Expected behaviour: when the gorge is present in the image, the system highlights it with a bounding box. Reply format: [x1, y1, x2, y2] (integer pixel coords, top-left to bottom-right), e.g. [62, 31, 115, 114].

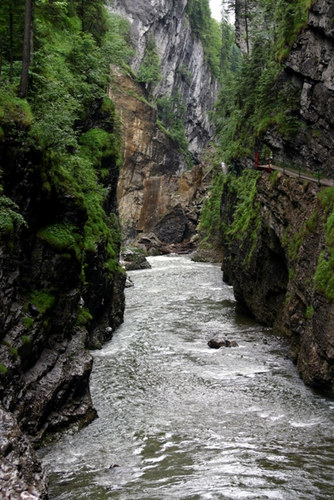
[0, 0, 334, 498]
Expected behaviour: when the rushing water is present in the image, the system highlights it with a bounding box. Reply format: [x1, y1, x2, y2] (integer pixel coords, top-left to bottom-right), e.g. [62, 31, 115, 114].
[40, 255, 334, 499]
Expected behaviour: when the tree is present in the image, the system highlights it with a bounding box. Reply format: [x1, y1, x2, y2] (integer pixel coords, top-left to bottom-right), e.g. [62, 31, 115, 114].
[137, 35, 161, 88]
[0, 0, 25, 82]
[19, 0, 33, 97]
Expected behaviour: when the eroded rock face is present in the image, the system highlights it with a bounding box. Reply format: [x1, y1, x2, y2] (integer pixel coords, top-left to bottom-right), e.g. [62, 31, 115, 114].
[0, 102, 125, 492]
[0, 405, 48, 499]
[110, 67, 205, 249]
[221, 172, 334, 395]
[107, 0, 219, 157]
[264, 0, 334, 177]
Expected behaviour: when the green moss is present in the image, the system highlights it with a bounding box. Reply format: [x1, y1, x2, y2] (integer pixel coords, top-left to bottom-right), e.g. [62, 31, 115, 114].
[22, 317, 34, 329]
[79, 128, 121, 169]
[305, 306, 314, 320]
[21, 335, 32, 345]
[136, 35, 161, 86]
[2, 342, 18, 359]
[287, 229, 305, 262]
[29, 290, 55, 314]
[0, 195, 27, 236]
[305, 210, 319, 234]
[200, 170, 261, 263]
[228, 171, 261, 240]
[38, 223, 82, 259]
[0, 364, 7, 374]
[314, 250, 334, 301]
[313, 187, 334, 300]
[76, 308, 93, 326]
[0, 89, 33, 129]
[199, 171, 228, 245]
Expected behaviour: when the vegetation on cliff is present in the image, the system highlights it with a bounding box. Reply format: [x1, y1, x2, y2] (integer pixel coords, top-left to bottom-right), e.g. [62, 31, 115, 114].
[213, 0, 315, 164]
[0, 0, 123, 282]
[0, 0, 126, 423]
[186, 0, 223, 78]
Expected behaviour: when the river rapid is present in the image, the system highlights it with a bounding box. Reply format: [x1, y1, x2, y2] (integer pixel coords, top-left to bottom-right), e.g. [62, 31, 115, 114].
[40, 255, 334, 499]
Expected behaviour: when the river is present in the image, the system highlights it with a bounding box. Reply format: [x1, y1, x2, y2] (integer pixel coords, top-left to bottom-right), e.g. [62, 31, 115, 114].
[39, 255, 334, 499]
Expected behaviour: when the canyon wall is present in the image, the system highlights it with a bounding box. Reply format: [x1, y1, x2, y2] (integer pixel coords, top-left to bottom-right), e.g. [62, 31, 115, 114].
[235, 0, 334, 177]
[107, 0, 219, 157]
[0, 101, 125, 495]
[220, 171, 334, 395]
[265, 0, 334, 177]
[110, 66, 205, 249]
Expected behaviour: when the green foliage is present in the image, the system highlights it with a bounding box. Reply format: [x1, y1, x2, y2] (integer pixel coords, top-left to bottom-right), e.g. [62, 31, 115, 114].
[76, 307, 92, 326]
[137, 35, 161, 87]
[156, 92, 192, 165]
[227, 170, 261, 261]
[313, 187, 334, 300]
[38, 223, 82, 259]
[79, 127, 121, 170]
[0, 363, 7, 374]
[22, 318, 34, 329]
[200, 169, 261, 259]
[29, 289, 55, 314]
[305, 209, 319, 234]
[0, 195, 27, 235]
[105, 13, 134, 67]
[186, 0, 222, 78]
[305, 306, 314, 320]
[0, 89, 32, 130]
[214, 0, 314, 165]
[2, 341, 18, 359]
[0, 1, 124, 289]
[199, 171, 228, 245]
[275, 0, 315, 61]
[314, 250, 334, 301]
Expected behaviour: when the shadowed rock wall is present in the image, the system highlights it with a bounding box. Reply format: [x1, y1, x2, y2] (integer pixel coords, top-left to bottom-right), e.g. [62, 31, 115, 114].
[221, 172, 334, 395]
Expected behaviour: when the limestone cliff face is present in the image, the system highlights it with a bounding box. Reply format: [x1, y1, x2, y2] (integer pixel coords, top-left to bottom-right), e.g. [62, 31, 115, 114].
[107, 0, 219, 157]
[221, 172, 334, 395]
[110, 66, 204, 248]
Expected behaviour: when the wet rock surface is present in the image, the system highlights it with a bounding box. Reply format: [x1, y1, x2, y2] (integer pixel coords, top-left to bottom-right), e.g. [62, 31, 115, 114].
[208, 337, 239, 349]
[121, 248, 152, 271]
[0, 405, 48, 499]
[221, 173, 334, 395]
[0, 102, 125, 493]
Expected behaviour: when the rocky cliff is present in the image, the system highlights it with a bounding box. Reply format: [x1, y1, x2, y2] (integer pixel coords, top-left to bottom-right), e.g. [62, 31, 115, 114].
[107, 0, 219, 157]
[263, 0, 334, 177]
[0, 99, 125, 496]
[220, 170, 334, 395]
[110, 66, 205, 250]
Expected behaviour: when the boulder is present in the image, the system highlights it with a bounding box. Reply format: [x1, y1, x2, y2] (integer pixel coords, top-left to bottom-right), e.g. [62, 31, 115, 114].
[208, 337, 239, 349]
[121, 248, 151, 271]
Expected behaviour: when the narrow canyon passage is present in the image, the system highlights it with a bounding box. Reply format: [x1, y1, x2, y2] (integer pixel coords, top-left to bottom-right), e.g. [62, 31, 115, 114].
[40, 256, 334, 499]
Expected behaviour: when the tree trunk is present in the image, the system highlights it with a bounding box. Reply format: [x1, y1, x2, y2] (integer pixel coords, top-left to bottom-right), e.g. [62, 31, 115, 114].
[9, 4, 13, 83]
[244, 0, 250, 55]
[0, 37, 3, 80]
[19, 0, 33, 98]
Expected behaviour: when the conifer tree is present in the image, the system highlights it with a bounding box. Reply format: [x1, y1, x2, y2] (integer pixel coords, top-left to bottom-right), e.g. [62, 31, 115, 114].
[19, 0, 33, 97]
